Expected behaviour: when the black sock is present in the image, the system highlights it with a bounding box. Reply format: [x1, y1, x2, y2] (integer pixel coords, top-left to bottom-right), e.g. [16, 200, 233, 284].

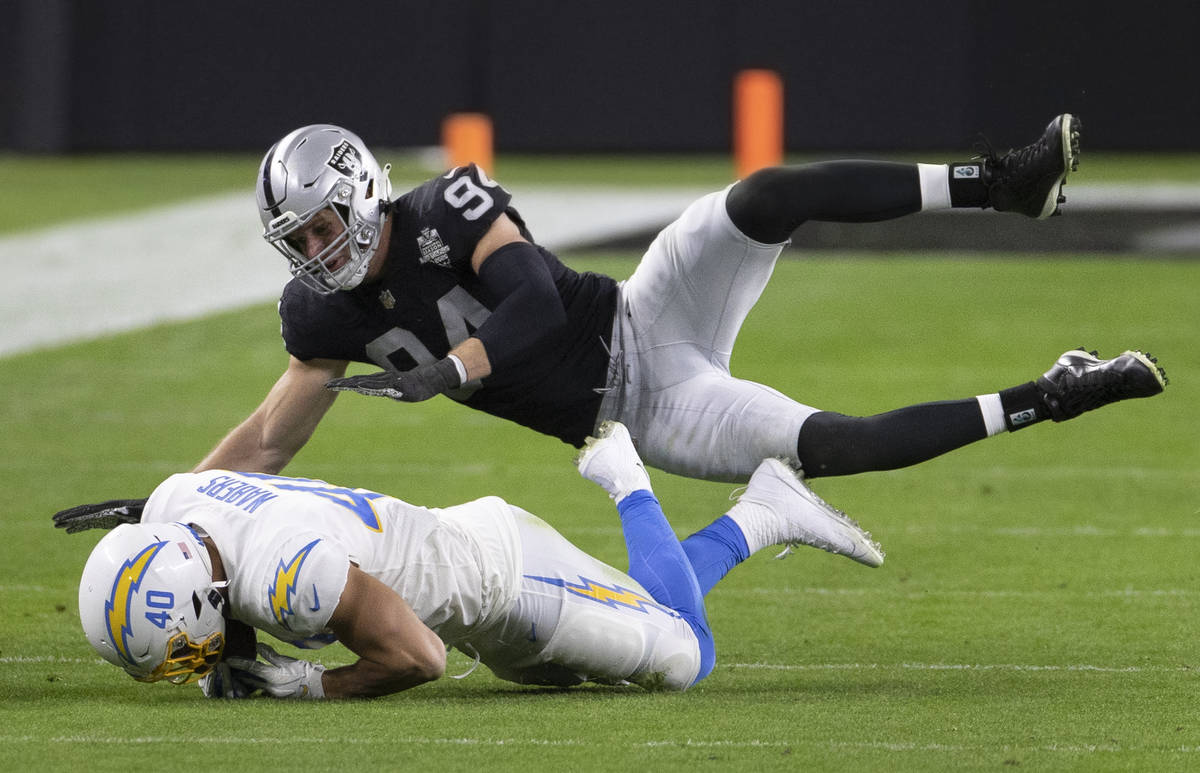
[997, 382, 1049, 431]
[726, 161, 923, 243]
[948, 163, 990, 208]
[796, 400, 989, 478]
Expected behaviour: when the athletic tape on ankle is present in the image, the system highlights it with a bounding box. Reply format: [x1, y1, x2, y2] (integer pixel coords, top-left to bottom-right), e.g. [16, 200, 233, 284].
[976, 393, 1007, 437]
[918, 164, 952, 211]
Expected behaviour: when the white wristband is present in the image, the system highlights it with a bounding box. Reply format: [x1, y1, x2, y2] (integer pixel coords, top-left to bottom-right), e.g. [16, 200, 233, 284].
[446, 354, 468, 386]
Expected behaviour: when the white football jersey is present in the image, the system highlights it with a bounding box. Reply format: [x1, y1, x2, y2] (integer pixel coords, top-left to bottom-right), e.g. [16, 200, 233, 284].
[141, 470, 521, 648]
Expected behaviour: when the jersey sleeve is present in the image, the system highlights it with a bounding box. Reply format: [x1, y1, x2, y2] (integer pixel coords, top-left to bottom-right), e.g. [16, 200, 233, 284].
[248, 531, 350, 644]
[417, 164, 513, 269]
[278, 284, 340, 361]
[277, 281, 367, 362]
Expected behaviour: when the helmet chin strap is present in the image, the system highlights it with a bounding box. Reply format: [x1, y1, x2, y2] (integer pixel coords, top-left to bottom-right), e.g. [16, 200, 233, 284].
[187, 522, 230, 587]
[379, 163, 393, 201]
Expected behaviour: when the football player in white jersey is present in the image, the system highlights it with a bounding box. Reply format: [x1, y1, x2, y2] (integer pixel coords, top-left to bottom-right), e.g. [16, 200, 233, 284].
[69, 422, 883, 699]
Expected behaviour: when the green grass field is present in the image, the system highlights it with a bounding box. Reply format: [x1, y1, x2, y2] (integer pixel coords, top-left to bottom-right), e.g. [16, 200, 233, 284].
[1, 154, 1198, 771]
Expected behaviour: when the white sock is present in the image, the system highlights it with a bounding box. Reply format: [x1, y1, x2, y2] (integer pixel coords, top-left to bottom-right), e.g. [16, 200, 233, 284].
[917, 163, 952, 211]
[724, 500, 776, 555]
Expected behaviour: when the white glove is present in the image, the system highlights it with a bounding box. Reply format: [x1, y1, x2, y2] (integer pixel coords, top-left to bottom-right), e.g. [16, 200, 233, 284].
[225, 643, 326, 700]
[198, 661, 254, 699]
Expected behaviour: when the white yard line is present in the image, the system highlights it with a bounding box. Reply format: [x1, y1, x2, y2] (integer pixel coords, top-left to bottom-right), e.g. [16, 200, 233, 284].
[2, 732, 1196, 757]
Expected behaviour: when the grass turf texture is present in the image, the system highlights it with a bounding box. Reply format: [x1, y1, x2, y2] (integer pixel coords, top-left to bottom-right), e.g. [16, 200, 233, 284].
[1, 252, 1197, 771]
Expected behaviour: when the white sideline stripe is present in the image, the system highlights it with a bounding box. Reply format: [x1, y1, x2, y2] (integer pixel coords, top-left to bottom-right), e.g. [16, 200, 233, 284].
[1069, 183, 1200, 210]
[0, 194, 287, 358]
[0, 186, 708, 358]
[0, 656, 104, 664]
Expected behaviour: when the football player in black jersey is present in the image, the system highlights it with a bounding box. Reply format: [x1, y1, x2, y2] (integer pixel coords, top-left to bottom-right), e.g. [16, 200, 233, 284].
[196, 120, 1165, 514]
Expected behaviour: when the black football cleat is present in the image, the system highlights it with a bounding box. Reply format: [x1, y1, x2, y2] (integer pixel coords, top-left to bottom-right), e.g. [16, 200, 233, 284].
[982, 113, 1081, 219]
[1037, 348, 1168, 422]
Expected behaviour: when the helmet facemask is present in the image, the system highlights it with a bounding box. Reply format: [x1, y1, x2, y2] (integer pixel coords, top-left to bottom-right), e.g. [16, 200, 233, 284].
[139, 626, 225, 684]
[264, 181, 384, 294]
[257, 125, 392, 295]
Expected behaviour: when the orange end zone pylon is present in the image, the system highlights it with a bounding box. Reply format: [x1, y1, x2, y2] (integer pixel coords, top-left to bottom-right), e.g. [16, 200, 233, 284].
[733, 69, 783, 179]
[442, 113, 494, 174]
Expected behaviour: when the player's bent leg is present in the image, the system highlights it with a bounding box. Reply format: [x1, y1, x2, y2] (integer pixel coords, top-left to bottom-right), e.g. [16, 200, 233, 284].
[622, 186, 786, 366]
[537, 601, 705, 691]
[577, 422, 702, 609]
[629, 371, 818, 482]
[470, 507, 707, 690]
[680, 515, 751, 597]
[794, 347, 1169, 478]
[726, 161, 923, 243]
[796, 400, 990, 478]
[726, 114, 1083, 243]
[576, 422, 716, 684]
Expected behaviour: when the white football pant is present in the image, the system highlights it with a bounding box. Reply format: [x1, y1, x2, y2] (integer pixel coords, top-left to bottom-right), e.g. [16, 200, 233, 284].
[597, 186, 819, 482]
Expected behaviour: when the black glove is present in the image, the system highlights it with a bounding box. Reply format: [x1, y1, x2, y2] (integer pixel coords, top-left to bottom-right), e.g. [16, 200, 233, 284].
[325, 357, 461, 403]
[52, 498, 147, 533]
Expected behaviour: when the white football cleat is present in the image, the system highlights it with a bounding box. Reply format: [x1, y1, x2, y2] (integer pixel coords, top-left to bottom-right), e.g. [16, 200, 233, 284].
[575, 421, 653, 502]
[732, 458, 884, 568]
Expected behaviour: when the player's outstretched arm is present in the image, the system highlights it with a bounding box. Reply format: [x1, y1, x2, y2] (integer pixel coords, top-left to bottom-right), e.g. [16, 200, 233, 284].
[321, 565, 446, 698]
[223, 566, 445, 700]
[468, 215, 568, 371]
[195, 356, 347, 474]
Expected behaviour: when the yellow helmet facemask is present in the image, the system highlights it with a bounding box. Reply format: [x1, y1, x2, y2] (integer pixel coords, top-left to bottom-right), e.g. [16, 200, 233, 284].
[137, 630, 226, 684]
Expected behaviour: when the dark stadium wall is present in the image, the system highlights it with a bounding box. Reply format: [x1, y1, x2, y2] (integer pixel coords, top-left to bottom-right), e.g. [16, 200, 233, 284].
[2, 0, 1196, 152]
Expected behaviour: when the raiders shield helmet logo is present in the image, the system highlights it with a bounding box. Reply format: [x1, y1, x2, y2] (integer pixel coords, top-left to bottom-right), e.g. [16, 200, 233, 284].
[326, 140, 363, 178]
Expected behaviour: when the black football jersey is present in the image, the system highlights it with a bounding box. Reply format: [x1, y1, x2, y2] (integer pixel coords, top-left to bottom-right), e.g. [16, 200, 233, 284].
[279, 164, 618, 446]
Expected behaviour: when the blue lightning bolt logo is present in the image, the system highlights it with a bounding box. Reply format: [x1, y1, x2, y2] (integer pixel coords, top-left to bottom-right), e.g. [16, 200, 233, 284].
[268, 539, 320, 630]
[524, 574, 680, 618]
[105, 541, 167, 665]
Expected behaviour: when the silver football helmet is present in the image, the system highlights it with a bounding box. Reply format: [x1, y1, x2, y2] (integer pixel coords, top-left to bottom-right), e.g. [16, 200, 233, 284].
[256, 124, 393, 294]
[79, 522, 226, 684]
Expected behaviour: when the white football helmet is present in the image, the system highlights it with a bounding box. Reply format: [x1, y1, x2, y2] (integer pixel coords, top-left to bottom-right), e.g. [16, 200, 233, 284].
[256, 124, 393, 294]
[79, 522, 226, 684]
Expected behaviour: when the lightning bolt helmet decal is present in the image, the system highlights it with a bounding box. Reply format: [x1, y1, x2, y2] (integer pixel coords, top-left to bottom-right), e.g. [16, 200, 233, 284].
[105, 541, 167, 665]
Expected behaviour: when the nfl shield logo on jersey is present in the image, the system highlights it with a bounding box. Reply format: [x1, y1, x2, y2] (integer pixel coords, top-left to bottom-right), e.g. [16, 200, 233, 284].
[417, 227, 451, 267]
